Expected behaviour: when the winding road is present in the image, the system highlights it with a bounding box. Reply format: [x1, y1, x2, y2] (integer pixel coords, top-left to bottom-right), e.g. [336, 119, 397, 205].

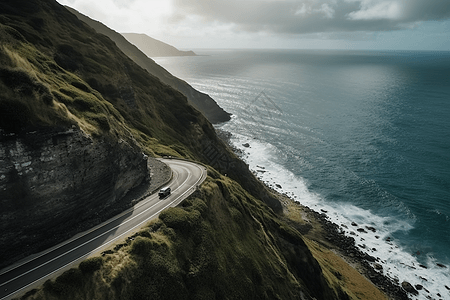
[0, 159, 207, 300]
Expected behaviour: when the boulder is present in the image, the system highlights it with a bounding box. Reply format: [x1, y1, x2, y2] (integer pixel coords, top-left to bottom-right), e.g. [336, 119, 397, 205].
[374, 263, 383, 271]
[401, 281, 418, 295]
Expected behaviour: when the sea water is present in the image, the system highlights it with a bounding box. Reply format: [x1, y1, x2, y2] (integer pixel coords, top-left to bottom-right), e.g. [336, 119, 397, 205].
[155, 49, 450, 299]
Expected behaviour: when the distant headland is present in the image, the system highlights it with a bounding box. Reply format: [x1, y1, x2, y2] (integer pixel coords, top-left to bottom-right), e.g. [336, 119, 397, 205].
[122, 33, 196, 57]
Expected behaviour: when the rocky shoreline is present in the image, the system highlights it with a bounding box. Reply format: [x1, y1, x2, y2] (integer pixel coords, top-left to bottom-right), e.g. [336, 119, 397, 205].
[216, 128, 411, 300]
[284, 197, 410, 300]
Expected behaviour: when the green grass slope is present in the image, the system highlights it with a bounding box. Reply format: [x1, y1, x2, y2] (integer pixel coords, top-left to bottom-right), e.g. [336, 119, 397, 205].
[66, 6, 231, 124]
[0, 0, 207, 155]
[20, 172, 346, 300]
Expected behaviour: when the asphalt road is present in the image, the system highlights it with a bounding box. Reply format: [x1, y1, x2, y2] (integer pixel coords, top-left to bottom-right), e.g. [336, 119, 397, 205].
[0, 159, 207, 300]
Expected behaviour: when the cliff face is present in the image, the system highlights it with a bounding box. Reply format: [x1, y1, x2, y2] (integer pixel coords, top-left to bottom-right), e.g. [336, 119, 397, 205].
[0, 127, 148, 265]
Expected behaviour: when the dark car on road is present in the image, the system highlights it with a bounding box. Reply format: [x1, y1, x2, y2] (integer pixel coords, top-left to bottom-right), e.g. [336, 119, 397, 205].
[158, 187, 171, 198]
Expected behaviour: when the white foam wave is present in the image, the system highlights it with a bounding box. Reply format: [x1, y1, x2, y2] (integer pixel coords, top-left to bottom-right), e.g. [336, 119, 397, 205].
[223, 128, 450, 300]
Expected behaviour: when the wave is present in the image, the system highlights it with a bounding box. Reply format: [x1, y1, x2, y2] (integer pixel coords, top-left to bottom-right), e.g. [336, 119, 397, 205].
[222, 126, 450, 300]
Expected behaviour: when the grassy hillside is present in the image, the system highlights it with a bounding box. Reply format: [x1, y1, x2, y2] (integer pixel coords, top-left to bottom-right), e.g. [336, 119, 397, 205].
[0, 1, 395, 299]
[0, 0, 282, 212]
[19, 172, 341, 300]
[0, 0, 211, 156]
[18, 171, 393, 300]
[67, 7, 231, 124]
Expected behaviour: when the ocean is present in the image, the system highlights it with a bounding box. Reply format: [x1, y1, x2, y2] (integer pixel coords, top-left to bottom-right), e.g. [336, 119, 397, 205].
[155, 49, 450, 299]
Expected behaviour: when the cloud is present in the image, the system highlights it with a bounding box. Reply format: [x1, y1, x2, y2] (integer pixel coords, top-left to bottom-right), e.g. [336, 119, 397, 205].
[170, 0, 450, 35]
[57, 0, 173, 34]
[346, 1, 402, 20]
[57, 0, 450, 49]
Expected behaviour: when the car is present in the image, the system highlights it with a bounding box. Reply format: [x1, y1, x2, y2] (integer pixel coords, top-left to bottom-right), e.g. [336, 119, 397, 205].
[158, 187, 171, 198]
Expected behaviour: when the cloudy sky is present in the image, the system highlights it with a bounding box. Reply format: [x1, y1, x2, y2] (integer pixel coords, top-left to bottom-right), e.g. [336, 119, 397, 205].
[57, 0, 450, 50]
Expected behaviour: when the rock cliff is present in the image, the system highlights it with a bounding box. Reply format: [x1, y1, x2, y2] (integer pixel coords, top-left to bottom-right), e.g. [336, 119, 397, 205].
[0, 127, 148, 266]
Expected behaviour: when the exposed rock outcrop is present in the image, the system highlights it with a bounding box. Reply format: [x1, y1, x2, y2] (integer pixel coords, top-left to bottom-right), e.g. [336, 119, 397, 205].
[0, 127, 148, 267]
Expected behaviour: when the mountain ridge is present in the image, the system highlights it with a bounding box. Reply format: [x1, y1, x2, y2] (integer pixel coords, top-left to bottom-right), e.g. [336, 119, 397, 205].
[66, 6, 231, 124]
[122, 32, 196, 57]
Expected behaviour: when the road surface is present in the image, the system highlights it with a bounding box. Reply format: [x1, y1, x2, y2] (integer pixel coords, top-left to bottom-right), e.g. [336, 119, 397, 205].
[0, 159, 207, 299]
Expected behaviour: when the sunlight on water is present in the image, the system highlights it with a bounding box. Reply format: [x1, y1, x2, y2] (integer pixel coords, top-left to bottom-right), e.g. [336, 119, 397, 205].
[156, 49, 450, 299]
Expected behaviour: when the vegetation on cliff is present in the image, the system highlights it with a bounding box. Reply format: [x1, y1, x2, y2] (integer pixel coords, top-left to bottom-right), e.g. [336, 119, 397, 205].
[67, 6, 231, 124]
[1, 0, 392, 299]
[20, 173, 343, 300]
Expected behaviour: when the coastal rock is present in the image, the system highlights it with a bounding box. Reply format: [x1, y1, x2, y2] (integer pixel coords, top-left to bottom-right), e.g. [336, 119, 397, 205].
[374, 263, 383, 270]
[0, 127, 148, 267]
[351, 222, 358, 226]
[242, 143, 250, 148]
[295, 204, 409, 300]
[401, 281, 419, 295]
[366, 226, 376, 232]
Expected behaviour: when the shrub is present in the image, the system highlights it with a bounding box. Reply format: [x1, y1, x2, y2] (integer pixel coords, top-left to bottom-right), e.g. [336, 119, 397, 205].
[159, 207, 202, 232]
[71, 81, 90, 92]
[91, 115, 110, 131]
[59, 87, 78, 99]
[41, 92, 53, 105]
[0, 67, 34, 95]
[79, 256, 103, 274]
[44, 268, 83, 297]
[130, 236, 153, 256]
[54, 44, 83, 71]
[3, 25, 27, 42]
[130, 236, 169, 256]
[52, 90, 72, 104]
[73, 97, 93, 111]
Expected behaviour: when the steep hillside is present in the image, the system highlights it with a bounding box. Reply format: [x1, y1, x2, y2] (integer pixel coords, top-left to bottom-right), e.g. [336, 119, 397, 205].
[18, 173, 349, 300]
[0, 1, 393, 300]
[66, 7, 231, 124]
[0, 0, 277, 269]
[122, 32, 196, 57]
